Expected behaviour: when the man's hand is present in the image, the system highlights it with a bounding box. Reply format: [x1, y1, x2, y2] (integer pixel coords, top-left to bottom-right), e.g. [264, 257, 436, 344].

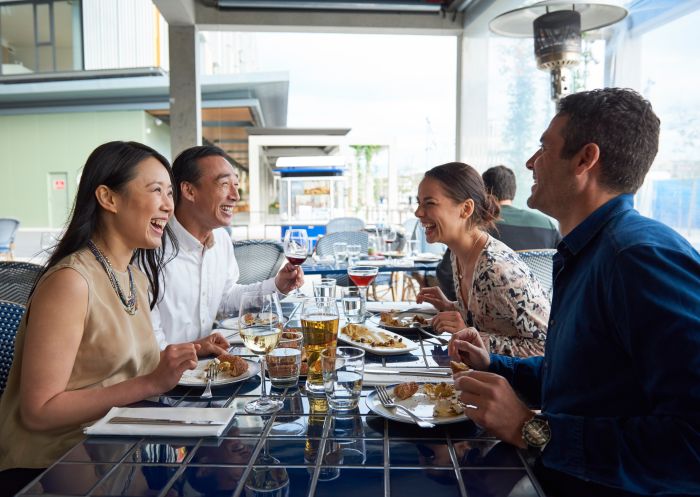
[432, 311, 467, 335]
[194, 332, 230, 357]
[454, 370, 533, 448]
[275, 262, 304, 294]
[448, 327, 490, 370]
[416, 286, 454, 312]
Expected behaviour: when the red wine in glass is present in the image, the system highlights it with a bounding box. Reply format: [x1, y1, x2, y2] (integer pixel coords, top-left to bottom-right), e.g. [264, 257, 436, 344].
[349, 273, 376, 287]
[286, 254, 307, 266]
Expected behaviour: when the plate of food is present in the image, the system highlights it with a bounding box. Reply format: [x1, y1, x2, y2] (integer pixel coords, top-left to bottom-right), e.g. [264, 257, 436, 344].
[366, 380, 469, 425]
[179, 354, 259, 387]
[219, 312, 282, 331]
[369, 310, 435, 333]
[339, 322, 418, 355]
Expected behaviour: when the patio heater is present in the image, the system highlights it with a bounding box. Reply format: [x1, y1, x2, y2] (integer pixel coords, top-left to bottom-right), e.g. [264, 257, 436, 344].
[489, 1, 628, 101]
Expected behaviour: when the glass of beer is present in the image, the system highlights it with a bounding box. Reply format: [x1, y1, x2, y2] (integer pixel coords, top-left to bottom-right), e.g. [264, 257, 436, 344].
[300, 297, 339, 394]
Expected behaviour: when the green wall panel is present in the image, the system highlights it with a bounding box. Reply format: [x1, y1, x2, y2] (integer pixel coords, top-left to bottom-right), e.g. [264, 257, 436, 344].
[0, 111, 172, 229]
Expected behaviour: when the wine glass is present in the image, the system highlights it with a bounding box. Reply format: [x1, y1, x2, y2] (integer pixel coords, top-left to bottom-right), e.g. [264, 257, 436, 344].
[382, 226, 397, 254]
[239, 291, 284, 414]
[244, 443, 290, 497]
[347, 265, 379, 302]
[283, 229, 309, 296]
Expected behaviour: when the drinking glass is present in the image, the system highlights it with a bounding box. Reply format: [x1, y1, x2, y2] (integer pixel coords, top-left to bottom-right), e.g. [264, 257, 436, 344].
[382, 226, 397, 253]
[346, 244, 361, 265]
[266, 331, 303, 389]
[300, 297, 339, 394]
[341, 286, 365, 324]
[244, 444, 290, 497]
[313, 278, 336, 300]
[347, 265, 379, 301]
[332, 242, 347, 265]
[239, 291, 284, 414]
[283, 229, 309, 296]
[322, 346, 365, 410]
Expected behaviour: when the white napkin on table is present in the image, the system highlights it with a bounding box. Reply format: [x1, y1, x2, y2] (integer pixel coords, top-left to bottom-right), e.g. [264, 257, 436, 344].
[365, 301, 436, 313]
[84, 407, 235, 437]
[363, 368, 453, 387]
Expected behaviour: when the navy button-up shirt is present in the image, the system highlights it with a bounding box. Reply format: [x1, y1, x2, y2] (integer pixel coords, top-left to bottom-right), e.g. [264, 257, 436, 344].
[490, 194, 700, 495]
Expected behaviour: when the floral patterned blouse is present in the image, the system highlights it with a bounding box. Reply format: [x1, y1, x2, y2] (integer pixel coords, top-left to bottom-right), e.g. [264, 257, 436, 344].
[450, 236, 550, 357]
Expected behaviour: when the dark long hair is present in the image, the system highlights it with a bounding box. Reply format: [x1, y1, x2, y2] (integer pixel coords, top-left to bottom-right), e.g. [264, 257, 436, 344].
[37, 141, 179, 309]
[424, 162, 500, 232]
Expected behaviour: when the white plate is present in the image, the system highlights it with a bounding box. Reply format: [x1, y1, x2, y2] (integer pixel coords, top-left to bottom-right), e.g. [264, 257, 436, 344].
[219, 318, 240, 330]
[338, 322, 418, 355]
[366, 385, 469, 425]
[368, 311, 435, 334]
[178, 358, 259, 387]
[413, 253, 442, 262]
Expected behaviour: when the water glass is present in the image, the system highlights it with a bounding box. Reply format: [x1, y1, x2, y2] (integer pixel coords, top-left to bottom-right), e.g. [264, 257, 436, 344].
[333, 242, 348, 264]
[266, 331, 303, 388]
[408, 239, 419, 256]
[313, 278, 336, 300]
[347, 244, 361, 264]
[341, 286, 365, 324]
[321, 346, 365, 410]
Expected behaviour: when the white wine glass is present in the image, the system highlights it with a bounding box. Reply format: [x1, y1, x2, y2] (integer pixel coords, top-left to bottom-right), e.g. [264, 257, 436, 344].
[239, 291, 284, 414]
[283, 229, 309, 296]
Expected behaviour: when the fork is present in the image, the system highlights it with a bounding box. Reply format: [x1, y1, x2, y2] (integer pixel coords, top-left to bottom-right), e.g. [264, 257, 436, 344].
[201, 363, 217, 399]
[375, 386, 435, 428]
[411, 323, 449, 346]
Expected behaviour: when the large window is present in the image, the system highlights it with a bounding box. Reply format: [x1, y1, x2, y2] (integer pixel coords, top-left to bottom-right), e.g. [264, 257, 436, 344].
[0, 0, 82, 75]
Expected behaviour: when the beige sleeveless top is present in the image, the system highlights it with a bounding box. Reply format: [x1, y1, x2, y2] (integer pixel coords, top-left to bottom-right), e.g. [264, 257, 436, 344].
[0, 248, 160, 470]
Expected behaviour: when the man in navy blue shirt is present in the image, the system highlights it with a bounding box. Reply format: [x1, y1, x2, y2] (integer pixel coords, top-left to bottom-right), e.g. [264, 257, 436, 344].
[449, 88, 700, 497]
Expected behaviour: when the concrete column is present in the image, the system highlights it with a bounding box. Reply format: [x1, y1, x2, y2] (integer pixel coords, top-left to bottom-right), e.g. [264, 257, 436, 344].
[168, 25, 201, 159]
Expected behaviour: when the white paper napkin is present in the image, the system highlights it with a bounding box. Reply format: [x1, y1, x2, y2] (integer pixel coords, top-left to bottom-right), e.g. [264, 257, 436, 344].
[363, 369, 453, 386]
[365, 301, 436, 313]
[84, 407, 235, 437]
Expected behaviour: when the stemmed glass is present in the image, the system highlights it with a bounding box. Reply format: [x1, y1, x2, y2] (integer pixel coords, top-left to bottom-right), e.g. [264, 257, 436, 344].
[382, 226, 397, 253]
[283, 229, 309, 296]
[245, 442, 290, 497]
[239, 291, 284, 414]
[347, 265, 379, 302]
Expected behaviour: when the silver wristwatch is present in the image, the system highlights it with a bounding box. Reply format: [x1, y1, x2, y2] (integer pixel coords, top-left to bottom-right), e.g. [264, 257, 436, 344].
[521, 414, 551, 451]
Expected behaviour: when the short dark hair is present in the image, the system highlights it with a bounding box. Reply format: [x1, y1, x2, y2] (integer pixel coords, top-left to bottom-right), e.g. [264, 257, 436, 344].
[557, 88, 660, 193]
[482, 165, 516, 201]
[171, 145, 230, 206]
[424, 162, 500, 232]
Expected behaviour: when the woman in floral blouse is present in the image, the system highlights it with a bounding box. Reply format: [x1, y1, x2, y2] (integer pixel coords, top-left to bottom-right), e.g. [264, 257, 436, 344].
[415, 162, 549, 357]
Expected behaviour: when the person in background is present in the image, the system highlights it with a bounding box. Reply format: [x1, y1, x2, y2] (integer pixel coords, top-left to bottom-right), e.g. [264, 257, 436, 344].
[437, 164, 561, 300]
[450, 88, 700, 497]
[0, 141, 199, 494]
[151, 145, 304, 357]
[415, 162, 549, 357]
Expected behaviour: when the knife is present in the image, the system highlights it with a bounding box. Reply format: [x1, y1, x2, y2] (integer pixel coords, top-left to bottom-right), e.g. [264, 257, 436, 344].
[364, 369, 452, 378]
[108, 416, 227, 426]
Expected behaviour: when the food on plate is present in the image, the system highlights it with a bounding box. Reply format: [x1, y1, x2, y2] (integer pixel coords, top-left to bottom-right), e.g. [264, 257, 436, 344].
[423, 382, 455, 399]
[450, 361, 470, 374]
[422, 382, 464, 417]
[240, 312, 278, 326]
[216, 353, 249, 377]
[379, 311, 431, 328]
[379, 311, 403, 327]
[394, 381, 419, 400]
[433, 398, 465, 417]
[343, 324, 406, 348]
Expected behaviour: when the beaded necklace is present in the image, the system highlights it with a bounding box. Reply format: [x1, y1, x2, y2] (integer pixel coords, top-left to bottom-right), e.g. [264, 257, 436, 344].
[87, 240, 137, 315]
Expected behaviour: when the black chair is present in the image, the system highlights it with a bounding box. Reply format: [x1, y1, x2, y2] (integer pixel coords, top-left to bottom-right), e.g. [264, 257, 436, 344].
[516, 249, 557, 297]
[0, 261, 43, 306]
[233, 240, 286, 285]
[0, 300, 26, 395]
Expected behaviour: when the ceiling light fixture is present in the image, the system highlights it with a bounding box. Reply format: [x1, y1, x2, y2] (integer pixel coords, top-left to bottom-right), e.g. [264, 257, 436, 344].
[489, 1, 628, 101]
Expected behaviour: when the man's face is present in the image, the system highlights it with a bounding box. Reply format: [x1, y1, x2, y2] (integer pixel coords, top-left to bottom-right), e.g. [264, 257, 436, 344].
[525, 114, 577, 219]
[185, 155, 240, 231]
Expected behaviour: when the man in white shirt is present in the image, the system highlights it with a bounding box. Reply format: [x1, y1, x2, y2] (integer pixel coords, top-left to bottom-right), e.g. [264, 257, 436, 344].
[151, 145, 303, 357]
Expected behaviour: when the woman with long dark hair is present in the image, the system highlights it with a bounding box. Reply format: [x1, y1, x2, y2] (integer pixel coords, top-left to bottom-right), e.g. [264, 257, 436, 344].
[0, 141, 199, 492]
[415, 162, 549, 357]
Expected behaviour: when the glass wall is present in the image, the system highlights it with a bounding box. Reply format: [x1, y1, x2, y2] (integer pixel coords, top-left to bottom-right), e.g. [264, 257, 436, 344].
[0, 0, 82, 75]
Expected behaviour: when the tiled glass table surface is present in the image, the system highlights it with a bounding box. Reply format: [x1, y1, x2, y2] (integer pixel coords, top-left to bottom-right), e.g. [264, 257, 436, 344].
[300, 260, 439, 276]
[17, 329, 545, 497]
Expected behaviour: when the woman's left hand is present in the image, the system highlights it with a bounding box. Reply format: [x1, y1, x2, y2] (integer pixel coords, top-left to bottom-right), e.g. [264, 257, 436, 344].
[431, 311, 467, 335]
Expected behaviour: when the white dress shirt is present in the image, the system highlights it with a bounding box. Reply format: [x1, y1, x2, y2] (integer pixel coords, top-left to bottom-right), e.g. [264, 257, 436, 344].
[151, 216, 280, 349]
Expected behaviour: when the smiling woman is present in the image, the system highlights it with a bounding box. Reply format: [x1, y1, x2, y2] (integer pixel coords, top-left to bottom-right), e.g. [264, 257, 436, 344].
[0, 142, 200, 493]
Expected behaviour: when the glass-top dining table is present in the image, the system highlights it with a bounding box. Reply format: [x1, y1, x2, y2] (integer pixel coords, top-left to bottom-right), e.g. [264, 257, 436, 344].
[15, 302, 546, 497]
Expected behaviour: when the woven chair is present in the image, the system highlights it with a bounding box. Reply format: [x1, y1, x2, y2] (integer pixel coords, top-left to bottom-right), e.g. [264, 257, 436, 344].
[233, 240, 286, 285]
[516, 249, 557, 297]
[1, 300, 26, 395]
[0, 261, 43, 306]
[0, 218, 20, 261]
[326, 217, 365, 234]
[315, 231, 369, 287]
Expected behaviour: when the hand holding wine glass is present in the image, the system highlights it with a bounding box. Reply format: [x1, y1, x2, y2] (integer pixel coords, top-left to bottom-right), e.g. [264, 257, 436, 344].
[239, 291, 284, 414]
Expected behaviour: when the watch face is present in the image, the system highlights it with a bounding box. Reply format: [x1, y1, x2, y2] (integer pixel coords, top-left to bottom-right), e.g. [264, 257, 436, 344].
[523, 417, 551, 449]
